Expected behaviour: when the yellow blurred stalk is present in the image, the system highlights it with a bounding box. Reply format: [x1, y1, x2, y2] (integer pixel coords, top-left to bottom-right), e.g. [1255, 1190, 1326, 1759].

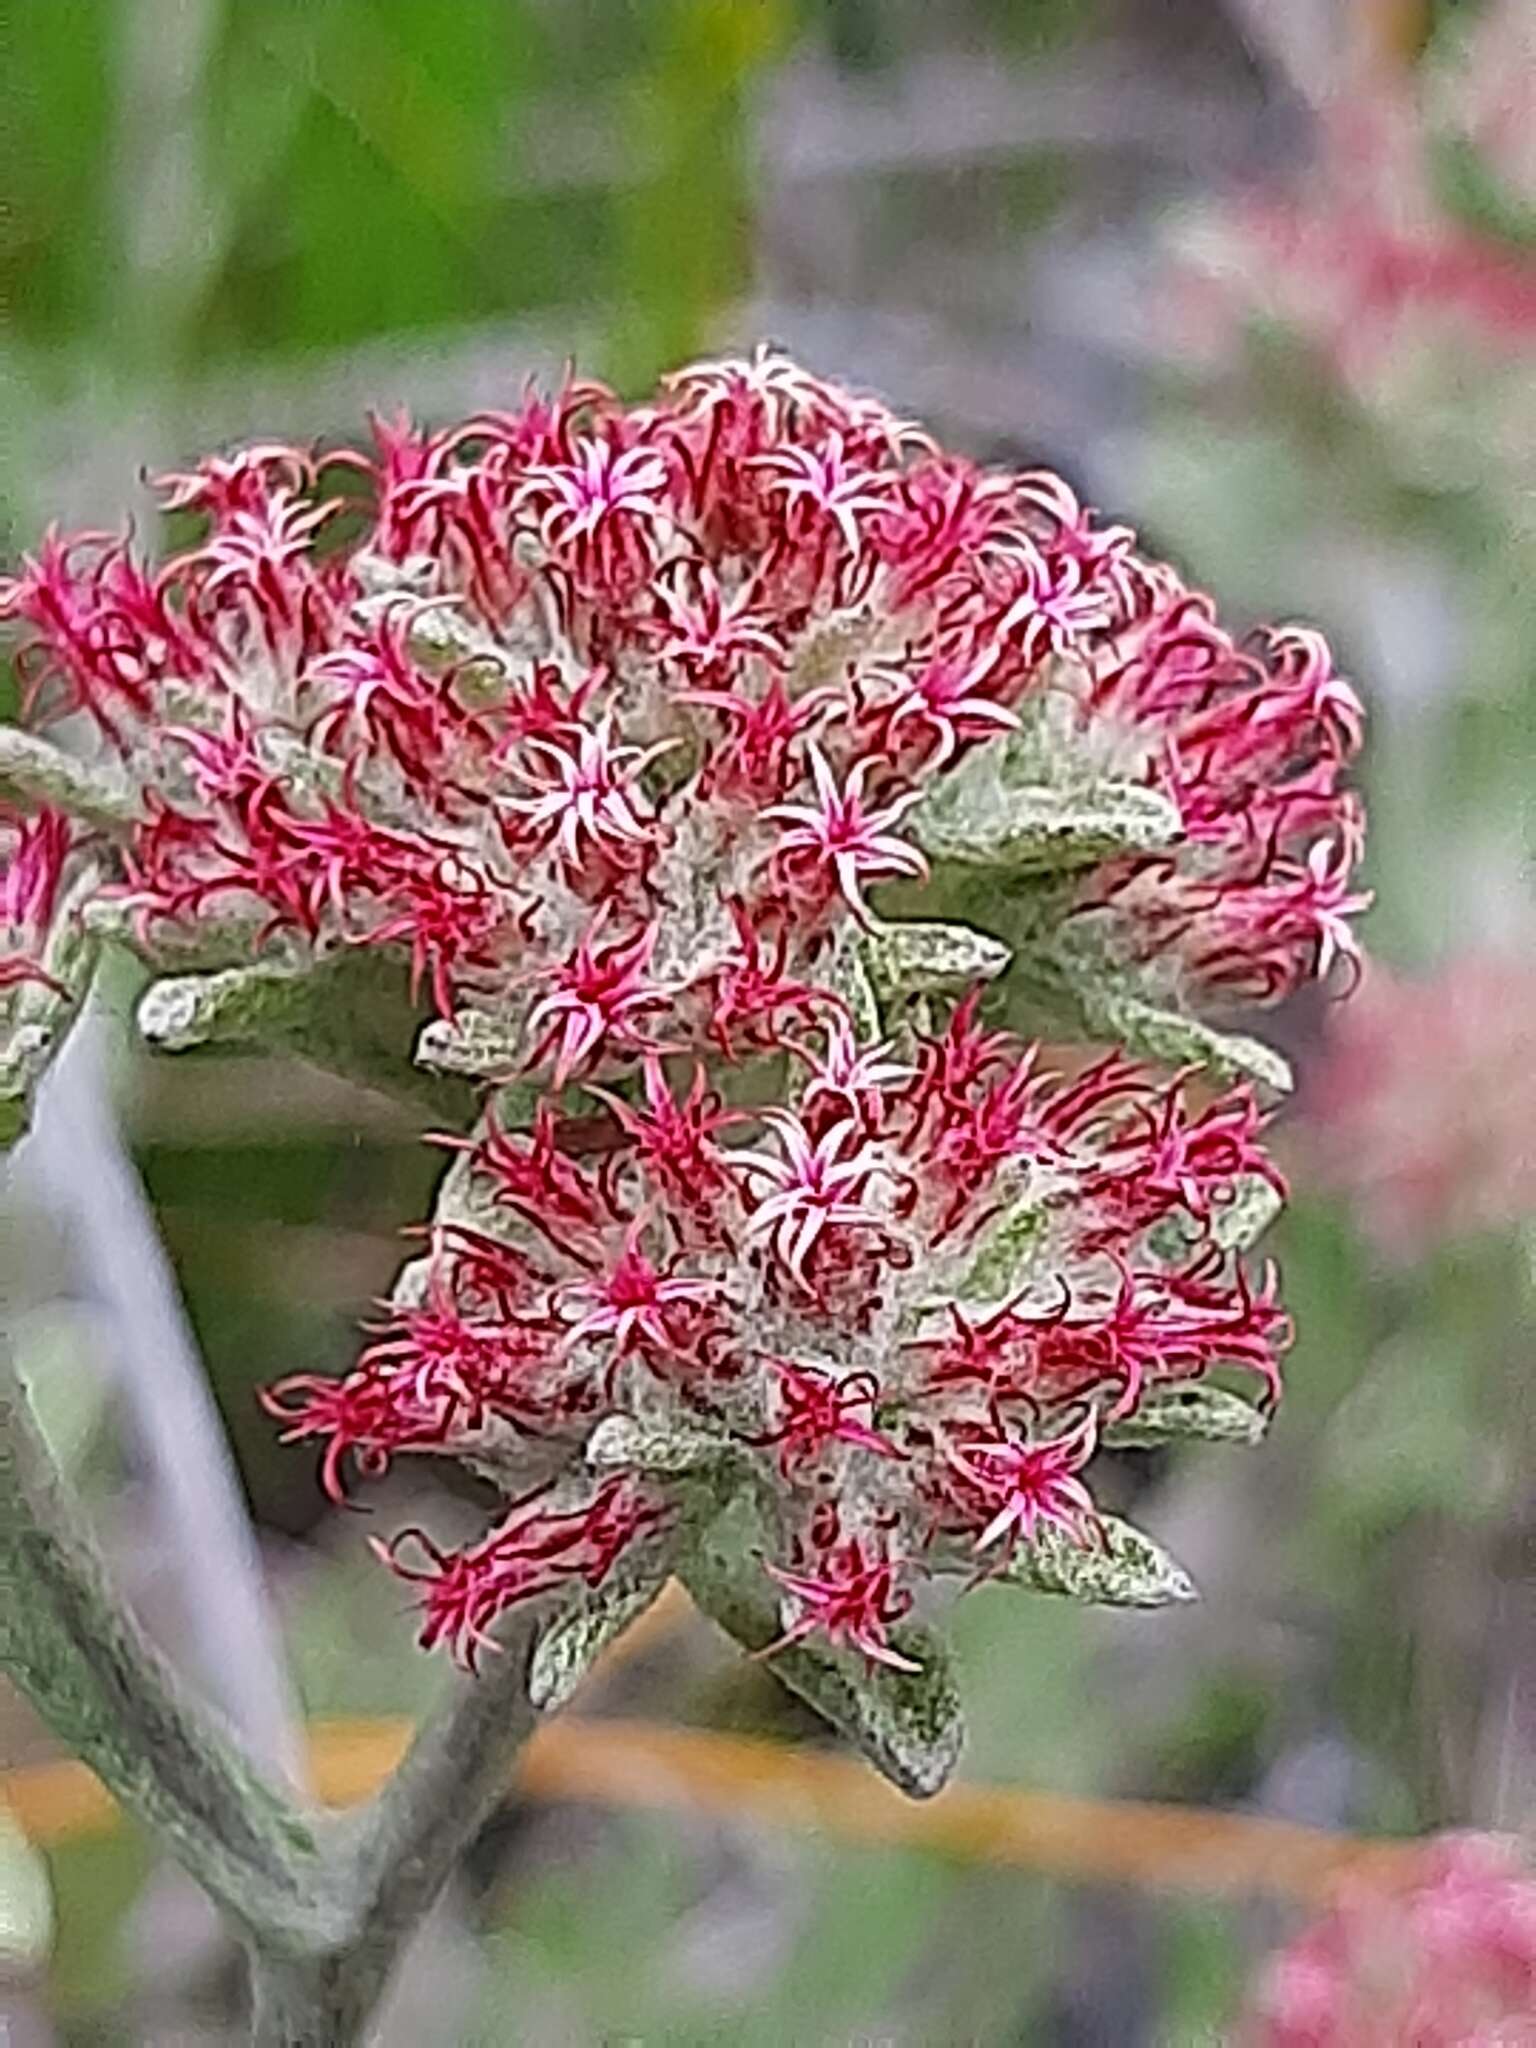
[4, 1714, 1422, 1906]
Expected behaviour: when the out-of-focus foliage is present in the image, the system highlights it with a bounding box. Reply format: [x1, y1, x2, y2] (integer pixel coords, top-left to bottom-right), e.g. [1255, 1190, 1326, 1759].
[1139, 0, 1536, 1964]
[5, 0, 787, 394]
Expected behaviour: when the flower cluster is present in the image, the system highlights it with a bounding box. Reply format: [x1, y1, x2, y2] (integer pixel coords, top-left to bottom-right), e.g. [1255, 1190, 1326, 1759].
[1, 351, 1361, 1752]
[1245, 1832, 1536, 2047]
[0, 804, 94, 1143]
[268, 1004, 1289, 1670]
[1061, 590, 1364, 1004]
[2, 349, 1362, 1055]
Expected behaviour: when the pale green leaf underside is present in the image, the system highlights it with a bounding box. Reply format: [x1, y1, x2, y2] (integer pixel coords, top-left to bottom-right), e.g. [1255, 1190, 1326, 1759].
[859, 917, 1012, 999]
[1104, 1383, 1268, 1449]
[682, 1523, 964, 1799]
[528, 1575, 671, 1713]
[1006, 928, 1295, 1099]
[915, 776, 1183, 875]
[998, 1514, 1198, 1608]
[1087, 991, 1293, 1098]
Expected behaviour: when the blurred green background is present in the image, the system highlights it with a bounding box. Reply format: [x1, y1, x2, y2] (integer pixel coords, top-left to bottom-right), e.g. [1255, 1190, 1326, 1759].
[5, 0, 1535, 2041]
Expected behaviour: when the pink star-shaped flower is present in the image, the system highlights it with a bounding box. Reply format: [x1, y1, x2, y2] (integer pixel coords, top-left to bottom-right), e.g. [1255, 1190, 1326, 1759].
[731, 1108, 888, 1282]
[764, 746, 927, 920]
[500, 712, 676, 868]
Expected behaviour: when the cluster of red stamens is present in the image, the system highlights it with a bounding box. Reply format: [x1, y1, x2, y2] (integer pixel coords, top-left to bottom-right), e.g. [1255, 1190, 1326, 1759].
[0, 809, 75, 995]
[266, 1001, 1290, 1668]
[2, 349, 1362, 1034]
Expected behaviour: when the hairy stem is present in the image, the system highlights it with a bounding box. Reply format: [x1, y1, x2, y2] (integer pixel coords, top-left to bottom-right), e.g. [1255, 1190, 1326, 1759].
[1, 1324, 549, 2037]
[25, 1017, 306, 1787]
[0, 1338, 330, 1949]
[246, 1617, 545, 2046]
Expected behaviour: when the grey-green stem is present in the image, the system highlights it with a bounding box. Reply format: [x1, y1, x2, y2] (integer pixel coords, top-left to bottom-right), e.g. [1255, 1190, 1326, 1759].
[0, 1334, 548, 2039]
[0, 1338, 327, 1947]
[25, 1017, 306, 1787]
[246, 1622, 545, 2045]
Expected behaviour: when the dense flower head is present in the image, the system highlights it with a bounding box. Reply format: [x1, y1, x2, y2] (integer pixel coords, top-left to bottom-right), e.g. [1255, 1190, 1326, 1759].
[2, 347, 1362, 1059]
[268, 1004, 1290, 1667]
[1244, 1832, 1536, 2047]
[1, 349, 1361, 1694]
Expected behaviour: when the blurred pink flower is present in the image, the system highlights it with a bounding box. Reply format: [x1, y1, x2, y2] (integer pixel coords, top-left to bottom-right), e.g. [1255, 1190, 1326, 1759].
[1245, 1831, 1536, 2047]
[1301, 956, 1536, 1257]
[1168, 3, 1536, 488]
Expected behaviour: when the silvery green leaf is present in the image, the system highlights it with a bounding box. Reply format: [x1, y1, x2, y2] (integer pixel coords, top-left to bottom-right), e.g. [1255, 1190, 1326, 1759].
[1087, 992, 1293, 1099]
[84, 896, 280, 971]
[1104, 1385, 1268, 1449]
[859, 918, 1011, 999]
[0, 727, 138, 830]
[915, 765, 1181, 876]
[1143, 1173, 1283, 1269]
[138, 961, 314, 1052]
[683, 1523, 964, 1799]
[1210, 1174, 1284, 1251]
[139, 950, 469, 1117]
[950, 1194, 1049, 1307]
[767, 1618, 963, 1800]
[416, 1005, 529, 1080]
[992, 920, 1293, 1099]
[585, 1413, 738, 1479]
[820, 932, 882, 1042]
[528, 1574, 671, 1713]
[999, 1515, 1197, 1608]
